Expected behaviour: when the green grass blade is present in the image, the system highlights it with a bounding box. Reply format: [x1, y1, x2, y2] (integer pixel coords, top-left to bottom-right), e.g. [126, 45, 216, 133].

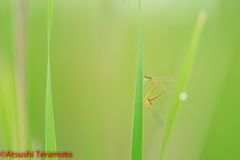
[45, 0, 57, 159]
[159, 11, 207, 160]
[0, 84, 13, 151]
[131, 1, 143, 160]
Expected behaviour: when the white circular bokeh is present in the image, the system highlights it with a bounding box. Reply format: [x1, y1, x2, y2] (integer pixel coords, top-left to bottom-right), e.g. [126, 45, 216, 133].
[179, 92, 188, 101]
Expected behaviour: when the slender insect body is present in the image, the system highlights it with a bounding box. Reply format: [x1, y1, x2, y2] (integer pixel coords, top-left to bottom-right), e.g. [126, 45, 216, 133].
[143, 75, 176, 127]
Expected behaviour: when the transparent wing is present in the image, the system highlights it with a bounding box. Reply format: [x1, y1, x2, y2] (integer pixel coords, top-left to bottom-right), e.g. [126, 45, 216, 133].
[151, 105, 163, 127]
[155, 82, 171, 92]
[153, 76, 177, 82]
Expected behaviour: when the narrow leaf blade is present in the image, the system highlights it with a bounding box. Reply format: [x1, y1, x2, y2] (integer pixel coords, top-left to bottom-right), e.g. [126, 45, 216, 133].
[131, 1, 143, 160]
[159, 11, 207, 160]
[45, 0, 57, 159]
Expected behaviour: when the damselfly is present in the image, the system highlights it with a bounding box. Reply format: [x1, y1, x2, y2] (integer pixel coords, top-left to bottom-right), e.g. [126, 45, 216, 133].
[143, 75, 177, 126]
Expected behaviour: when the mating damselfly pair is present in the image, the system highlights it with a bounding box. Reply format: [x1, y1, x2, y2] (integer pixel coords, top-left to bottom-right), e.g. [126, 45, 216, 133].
[143, 75, 177, 126]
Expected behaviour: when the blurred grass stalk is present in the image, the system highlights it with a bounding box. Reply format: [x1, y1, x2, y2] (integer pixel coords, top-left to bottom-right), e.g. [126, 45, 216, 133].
[14, 0, 32, 154]
[131, 0, 143, 160]
[0, 0, 30, 154]
[159, 11, 207, 160]
[45, 0, 57, 159]
[0, 57, 15, 152]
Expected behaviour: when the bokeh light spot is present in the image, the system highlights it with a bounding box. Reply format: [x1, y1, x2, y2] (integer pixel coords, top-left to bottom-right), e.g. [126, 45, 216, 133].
[180, 92, 188, 101]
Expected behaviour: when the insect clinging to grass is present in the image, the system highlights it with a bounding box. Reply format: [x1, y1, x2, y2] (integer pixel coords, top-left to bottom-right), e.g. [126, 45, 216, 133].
[143, 75, 177, 126]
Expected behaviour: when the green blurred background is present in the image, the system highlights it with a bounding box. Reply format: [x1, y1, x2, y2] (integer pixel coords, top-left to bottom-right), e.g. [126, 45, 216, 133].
[0, 0, 240, 160]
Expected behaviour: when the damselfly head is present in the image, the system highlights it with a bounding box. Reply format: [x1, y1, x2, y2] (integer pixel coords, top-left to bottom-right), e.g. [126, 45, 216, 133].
[143, 75, 152, 80]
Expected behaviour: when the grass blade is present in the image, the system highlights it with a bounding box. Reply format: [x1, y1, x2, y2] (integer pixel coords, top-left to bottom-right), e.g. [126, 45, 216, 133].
[0, 71, 13, 151]
[159, 11, 207, 160]
[131, 1, 143, 160]
[45, 0, 57, 159]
